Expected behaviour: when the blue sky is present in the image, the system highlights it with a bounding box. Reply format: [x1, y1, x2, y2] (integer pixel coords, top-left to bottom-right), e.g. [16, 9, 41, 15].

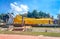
[0, 0, 60, 18]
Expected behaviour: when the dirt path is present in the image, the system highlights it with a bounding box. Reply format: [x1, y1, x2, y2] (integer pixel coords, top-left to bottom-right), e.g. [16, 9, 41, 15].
[0, 34, 60, 39]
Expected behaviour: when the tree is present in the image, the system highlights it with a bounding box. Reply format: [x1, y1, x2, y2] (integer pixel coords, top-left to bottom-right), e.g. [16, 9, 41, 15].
[21, 13, 27, 17]
[0, 14, 2, 19]
[57, 14, 60, 24]
[2, 14, 9, 22]
[32, 10, 39, 18]
[39, 11, 43, 18]
[39, 11, 50, 18]
[46, 13, 50, 18]
[27, 11, 33, 18]
[51, 16, 54, 19]
[24, 10, 51, 18]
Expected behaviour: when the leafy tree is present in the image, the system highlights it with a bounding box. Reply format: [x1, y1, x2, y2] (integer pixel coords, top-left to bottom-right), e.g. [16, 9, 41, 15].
[57, 14, 60, 19]
[32, 10, 39, 18]
[2, 14, 9, 22]
[51, 16, 54, 19]
[0, 14, 5, 20]
[57, 14, 60, 24]
[21, 13, 27, 17]
[27, 11, 33, 18]
[39, 11, 43, 18]
[0, 14, 2, 19]
[46, 13, 50, 18]
[24, 10, 51, 18]
[39, 11, 50, 18]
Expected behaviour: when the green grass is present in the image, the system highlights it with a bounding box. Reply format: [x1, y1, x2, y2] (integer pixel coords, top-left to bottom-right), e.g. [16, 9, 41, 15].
[0, 31, 60, 37]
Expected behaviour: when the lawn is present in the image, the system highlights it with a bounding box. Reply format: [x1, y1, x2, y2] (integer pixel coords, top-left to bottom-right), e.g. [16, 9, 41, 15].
[0, 31, 60, 37]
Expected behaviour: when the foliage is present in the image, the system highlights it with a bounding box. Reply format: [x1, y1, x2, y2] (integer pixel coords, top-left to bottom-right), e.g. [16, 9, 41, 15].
[32, 10, 39, 18]
[0, 14, 2, 19]
[57, 14, 60, 24]
[0, 14, 9, 22]
[27, 11, 33, 18]
[27, 10, 51, 18]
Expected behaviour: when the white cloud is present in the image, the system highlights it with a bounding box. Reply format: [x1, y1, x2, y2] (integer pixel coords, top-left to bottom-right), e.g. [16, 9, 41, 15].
[21, 4, 29, 11]
[10, 3, 22, 12]
[10, 2, 29, 17]
[14, 2, 17, 5]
